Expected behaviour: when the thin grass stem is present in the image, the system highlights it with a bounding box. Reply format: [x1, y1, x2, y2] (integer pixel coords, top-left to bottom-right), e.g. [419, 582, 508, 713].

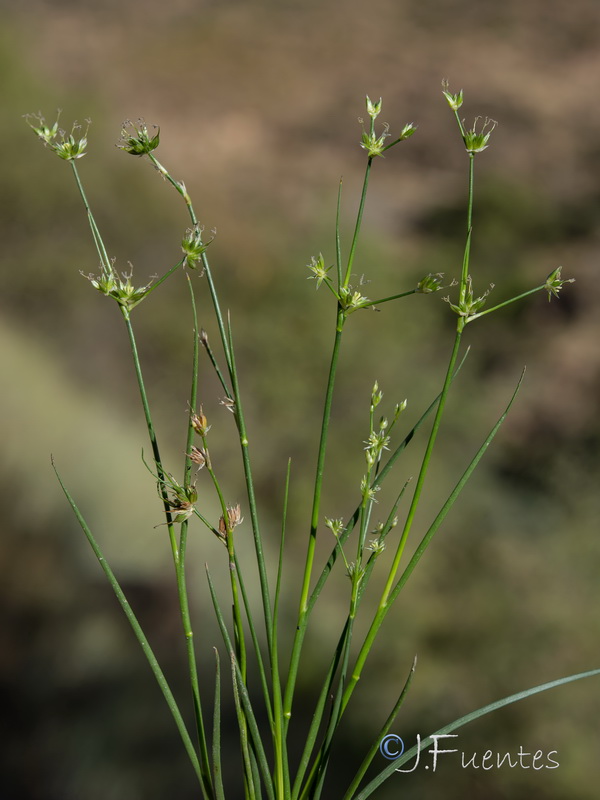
[284, 310, 345, 726]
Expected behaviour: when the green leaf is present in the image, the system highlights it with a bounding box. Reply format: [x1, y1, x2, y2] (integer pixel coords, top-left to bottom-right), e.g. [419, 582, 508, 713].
[355, 668, 600, 799]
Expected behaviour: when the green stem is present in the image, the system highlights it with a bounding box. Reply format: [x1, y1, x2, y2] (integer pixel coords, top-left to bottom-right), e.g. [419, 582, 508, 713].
[148, 154, 273, 663]
[341, 326, 463, 715]
[467, 284, 545, 322]
[271, 461, 292, 799]
[121, 308, 212, 792]
[121, 310, 179, 563]
[226, 319, 274, 657]
[70, 161, 111, 274]
[141, 258, 185, 302]
[343, 159, 372, 288]
[283, 308, 346, 726]
[340, 142, 477, 716]
[460, 154, 474, 303]
[335, 178, 343, 289]
[353, 288, 417, 310]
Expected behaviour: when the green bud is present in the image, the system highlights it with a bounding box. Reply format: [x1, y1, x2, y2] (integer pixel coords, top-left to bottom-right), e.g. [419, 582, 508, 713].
[366, 96, 383, 119]
[442, 80, 464, 111]
[545, 266, 575, 301]
[371, 381, 383, 408]
[417, 273, 444, 293]
[399, 122, 417, 140]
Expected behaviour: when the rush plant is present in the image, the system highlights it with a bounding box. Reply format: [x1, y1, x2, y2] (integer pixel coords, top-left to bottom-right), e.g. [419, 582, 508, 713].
[26, 85, 596, 799]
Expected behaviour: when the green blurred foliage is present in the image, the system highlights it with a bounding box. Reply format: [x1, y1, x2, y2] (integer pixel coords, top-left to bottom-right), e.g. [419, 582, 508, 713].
[2, 0, 600, 797]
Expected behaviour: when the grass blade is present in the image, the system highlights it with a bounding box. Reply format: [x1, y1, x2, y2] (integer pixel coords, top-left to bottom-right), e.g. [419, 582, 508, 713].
[342, 656, 417, 800]
[52, 460, 210, 797]
[355, 668, 600, 799]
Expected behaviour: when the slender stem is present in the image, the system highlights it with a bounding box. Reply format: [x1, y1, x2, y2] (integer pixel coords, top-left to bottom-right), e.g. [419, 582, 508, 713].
[382, 328, 463, 606]
[467, 284, 545, 322]
[226, 319, 274, 656]
[70, 161, 111, 273]
[147, 153, 233, 370]
[302, 591, 359, 800]
[343, 159, 373, 288]
[341, 145, 478, 714]
[121, 310, 179, 562]
[66, 161, 214, 787]
[335, 178, 343, 289]
[141, 258, 185, 301]
[341, 328, 463, 713]
[200, 330, 233, 399]
[272, 461, 292, 799]
[283, 307, 346, 725]
[291, 620, 351, 800]
[184, 273, 200, 487]
[460, 154, 474, 303]
[212, 650, 226, 800]
[175, 531, 213, 790]
[121, 308, 213, 793]
[148, 154, 273, 662]
[354, 288, 417, 310]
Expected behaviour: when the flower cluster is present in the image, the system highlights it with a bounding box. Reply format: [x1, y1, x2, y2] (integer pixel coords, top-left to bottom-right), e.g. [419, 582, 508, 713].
[307, 254, 331, 289]
[445, 276, 494, 318]
[83, 264, 154, 312]
[417, 273, 444, 294]
[545, 266, 575, 301]
[25, 113, 89, 160]
[118, 119, 160, 156]
[182, 224, 212, 270]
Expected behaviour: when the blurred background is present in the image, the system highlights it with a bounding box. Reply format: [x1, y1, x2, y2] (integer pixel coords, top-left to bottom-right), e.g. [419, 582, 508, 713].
[2, 0, 600, 797]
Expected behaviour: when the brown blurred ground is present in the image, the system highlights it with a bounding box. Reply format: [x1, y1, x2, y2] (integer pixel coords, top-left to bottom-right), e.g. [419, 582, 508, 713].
[2, 1, 600, 798]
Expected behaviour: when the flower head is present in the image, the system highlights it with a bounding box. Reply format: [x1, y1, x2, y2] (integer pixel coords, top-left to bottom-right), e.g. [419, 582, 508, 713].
[462, 117, 497, 153]
[83, 262, 154, 311]
[307, 253, 331, 289]
[182, 224, 212, 270]
[366, 96, 383, 120]
[442, 80, 464, 111]
[25, 112, 89, 160]
[118, 119, 160, 156]
[544, 266, 575, 301]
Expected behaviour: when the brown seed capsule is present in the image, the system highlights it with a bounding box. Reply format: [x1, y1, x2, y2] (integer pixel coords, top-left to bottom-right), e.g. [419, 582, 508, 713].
[191, 407, 210, 436]
[218, 503, 243, 539]
[188, 445, 207, 468]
